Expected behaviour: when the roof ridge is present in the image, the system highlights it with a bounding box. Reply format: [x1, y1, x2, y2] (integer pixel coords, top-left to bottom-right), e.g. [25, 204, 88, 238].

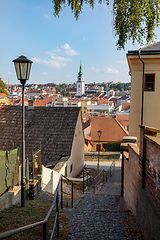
[140, 41, 160, 50]
[114, 118, 129, 136]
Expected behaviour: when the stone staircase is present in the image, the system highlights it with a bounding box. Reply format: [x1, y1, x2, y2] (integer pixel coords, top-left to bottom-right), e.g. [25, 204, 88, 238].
[64, 170, 144, 240]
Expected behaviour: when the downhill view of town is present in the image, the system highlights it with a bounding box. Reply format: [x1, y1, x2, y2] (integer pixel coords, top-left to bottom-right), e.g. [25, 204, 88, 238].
[1, 1, 160, 239]
[1, 63, 130, 135]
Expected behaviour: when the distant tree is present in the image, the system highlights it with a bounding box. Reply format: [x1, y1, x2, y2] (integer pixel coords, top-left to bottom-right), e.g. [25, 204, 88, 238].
[0, 78, 9, 96]
[52, 0, 160, 49]
[62, 91, 67, 96]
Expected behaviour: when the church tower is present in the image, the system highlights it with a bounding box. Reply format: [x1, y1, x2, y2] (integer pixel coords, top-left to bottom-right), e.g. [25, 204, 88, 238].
[76, 63, 85, 96]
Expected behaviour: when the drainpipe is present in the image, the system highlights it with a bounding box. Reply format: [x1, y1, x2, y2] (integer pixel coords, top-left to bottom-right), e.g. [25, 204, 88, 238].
[138, 51, 145, 126]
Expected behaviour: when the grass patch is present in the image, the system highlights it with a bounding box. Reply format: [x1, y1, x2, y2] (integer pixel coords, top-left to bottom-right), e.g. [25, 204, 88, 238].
[0, 198, 68, 239]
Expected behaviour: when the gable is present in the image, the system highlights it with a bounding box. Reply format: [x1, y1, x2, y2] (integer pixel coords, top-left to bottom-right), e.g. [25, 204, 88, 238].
[91, 117, 128, 142]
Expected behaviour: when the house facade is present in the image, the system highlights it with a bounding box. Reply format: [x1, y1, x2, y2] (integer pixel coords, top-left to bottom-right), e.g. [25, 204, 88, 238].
[127, 42, 160, 144]
[90, 117, 128, 151]
[0, 106, 85, 192]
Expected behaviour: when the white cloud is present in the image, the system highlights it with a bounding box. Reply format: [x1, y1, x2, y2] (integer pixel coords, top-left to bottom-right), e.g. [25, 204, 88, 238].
[51, 54, 72, 62]
[32, 43, 78, 69]
[31, 57, 67, 68]
[91, 67, 100, 73]
[91, 66, 119, 75]
[60, 43, 79, 56]
[44, 14, 53, 20]
[43, 72, 48, 75]
[105, 68, 120, 74]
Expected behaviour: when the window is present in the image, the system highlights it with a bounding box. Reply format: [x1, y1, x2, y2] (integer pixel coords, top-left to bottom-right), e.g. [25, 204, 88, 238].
[70, 164, 73, 173]
[144, 74, 155, 91]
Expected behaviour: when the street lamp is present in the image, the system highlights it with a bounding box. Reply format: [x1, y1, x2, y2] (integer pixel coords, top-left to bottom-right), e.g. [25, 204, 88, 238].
[97, 130, 102, 169]
[13, 55, 33, 207]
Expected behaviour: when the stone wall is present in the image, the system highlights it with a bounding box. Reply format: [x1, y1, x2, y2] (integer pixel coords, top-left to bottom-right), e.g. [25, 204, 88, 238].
[136, 185, 160, 240]
[85, 152, 121, 160]
[123, 144, 140, 216]
[143, 135, 160, 209]
[124, 126, 160, 240]
[0, 186, 21, 211]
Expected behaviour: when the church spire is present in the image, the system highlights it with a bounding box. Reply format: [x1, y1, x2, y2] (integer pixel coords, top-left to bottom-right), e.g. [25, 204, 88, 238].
[76, 61, 85, 96]
[78, 62, 83, 78]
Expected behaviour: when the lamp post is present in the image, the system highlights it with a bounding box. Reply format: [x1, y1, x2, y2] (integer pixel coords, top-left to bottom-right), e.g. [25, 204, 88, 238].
[97, 130, 102, 170]
[13, 55, 33, 207]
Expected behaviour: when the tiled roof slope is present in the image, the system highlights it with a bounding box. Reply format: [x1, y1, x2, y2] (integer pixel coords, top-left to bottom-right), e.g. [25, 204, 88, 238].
[91, 117, 128, 142]
[140, 41, 160, 51]
[0, 106, 81, 167]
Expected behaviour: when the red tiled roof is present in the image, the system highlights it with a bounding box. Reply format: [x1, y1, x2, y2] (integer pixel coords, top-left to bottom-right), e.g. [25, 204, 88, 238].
[121, 103, 130, 111]
[10, 97, 28, 106]
[91, 117, 128, 142]
[116, 114, 129, 130]
[97, 99, 110, 104]
[0, 93, 8, 97]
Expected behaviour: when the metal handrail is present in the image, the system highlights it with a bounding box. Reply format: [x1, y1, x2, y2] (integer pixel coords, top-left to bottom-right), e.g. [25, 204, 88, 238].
[0, 174, 74, 240]
[83, 160, 115, 193]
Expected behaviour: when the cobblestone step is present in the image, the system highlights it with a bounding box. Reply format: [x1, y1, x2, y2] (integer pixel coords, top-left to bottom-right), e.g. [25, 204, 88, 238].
[74, 194, 121, 211]
[67, 208, 143, 240]
[63, 169, 144, 239]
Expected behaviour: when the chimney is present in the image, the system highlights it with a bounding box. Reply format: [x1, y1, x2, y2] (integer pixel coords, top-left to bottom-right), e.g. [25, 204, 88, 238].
[28, 97, 35, 107]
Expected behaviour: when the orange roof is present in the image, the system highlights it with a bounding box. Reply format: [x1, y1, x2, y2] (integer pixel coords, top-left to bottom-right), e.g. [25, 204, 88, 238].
[34, 99, 49, 107]
[97, 99, 110, 104]
[121, 103, 130, 111]
[91, 117, 128, 142]
[0, 93, 12, 105]
[116, 114, 129, 121]
[116, 114, 129, 130]
[0, 93, 8, 97]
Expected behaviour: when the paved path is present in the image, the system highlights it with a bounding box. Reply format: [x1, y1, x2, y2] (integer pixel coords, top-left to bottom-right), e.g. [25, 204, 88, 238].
[65, 166, 144, 240]
[84, 161, 121, 172]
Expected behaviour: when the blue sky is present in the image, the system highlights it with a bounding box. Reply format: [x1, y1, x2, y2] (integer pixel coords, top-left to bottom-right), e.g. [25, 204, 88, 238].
[1, 0, 160, 85]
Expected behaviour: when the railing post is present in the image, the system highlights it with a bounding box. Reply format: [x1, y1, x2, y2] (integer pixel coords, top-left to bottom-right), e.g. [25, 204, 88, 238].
[103, 170, 104, 183]
[43, 222, 47, 240]
[61, 177, 63, 209]
[83, 168, 84, 194]
[72, 182, 73, 208]
[32, 150, 34, 182]
[56, 192, 59, 238]
[121, 152, 124, 197]
[26, 158, 30, 200]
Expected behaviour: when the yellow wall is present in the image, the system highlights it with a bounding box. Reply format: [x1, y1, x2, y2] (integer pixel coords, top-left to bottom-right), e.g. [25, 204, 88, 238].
[128, 54, 160, 144]
[81, 101, 87, 114]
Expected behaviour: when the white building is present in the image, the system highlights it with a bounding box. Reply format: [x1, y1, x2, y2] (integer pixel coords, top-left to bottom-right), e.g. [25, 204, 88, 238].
[87, 101, 114, 114]
[76, 63, 85, 96]
[52, 97, 81, 107]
